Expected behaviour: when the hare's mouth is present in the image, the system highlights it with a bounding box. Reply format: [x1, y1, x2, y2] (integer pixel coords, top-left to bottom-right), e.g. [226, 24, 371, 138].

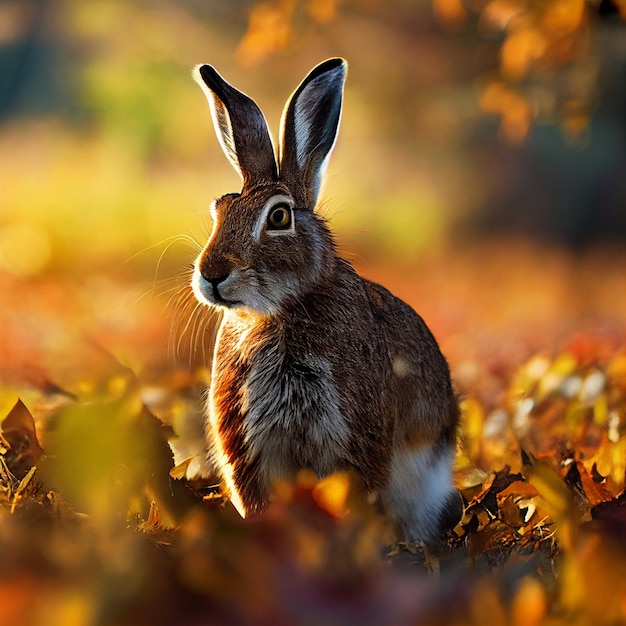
[212, 290, 242, 308]
[192, 265, 288, 316]
[194, 280, 241, 310]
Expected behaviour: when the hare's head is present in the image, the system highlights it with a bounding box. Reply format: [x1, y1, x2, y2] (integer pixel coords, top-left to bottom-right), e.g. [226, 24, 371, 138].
[191, 59, 346, 316]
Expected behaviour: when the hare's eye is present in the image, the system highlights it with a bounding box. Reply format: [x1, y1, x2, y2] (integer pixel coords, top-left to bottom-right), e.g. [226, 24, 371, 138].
[267, 205, 292, 230]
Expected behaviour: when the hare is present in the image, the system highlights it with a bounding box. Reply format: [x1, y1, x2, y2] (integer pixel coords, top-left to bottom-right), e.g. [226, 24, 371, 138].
[191, 58, 460, 542]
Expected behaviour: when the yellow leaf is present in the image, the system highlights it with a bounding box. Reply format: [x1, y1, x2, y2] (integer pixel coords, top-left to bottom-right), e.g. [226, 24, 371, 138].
[501, 28, 547, 81]
[607, 352, 626, 389]
[169, 457, 193, 480]
[525, 461, 578, 550]
[313, 473, 352, 519]
[236, 0, 296, 67]
[542, 0, 585, 35]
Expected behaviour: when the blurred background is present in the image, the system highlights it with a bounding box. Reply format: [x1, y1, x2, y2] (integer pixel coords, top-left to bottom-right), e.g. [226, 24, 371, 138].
[2, 5, 626, 623]
[1, 0, 625, 400]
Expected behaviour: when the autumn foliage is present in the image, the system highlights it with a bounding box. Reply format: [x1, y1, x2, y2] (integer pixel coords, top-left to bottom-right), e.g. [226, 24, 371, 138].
[1, 1, 626, 624]
[1, 244, 625, 625]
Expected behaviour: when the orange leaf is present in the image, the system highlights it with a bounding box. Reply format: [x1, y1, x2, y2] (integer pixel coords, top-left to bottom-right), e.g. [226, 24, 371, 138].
[498, 480, 540, 501]
[576, 460, 614, 506]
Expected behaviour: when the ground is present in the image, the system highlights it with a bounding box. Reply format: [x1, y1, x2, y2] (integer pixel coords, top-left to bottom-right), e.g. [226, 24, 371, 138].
[1, 240, 625, 626]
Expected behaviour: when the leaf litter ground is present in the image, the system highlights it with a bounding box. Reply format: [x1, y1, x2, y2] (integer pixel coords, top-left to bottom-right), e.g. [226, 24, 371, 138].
[1, 242, 625, 626]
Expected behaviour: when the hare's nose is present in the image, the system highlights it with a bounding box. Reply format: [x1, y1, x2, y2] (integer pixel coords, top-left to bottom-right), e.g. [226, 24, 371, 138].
[209, 275, 229, 289]
[200, 253, 234, 285]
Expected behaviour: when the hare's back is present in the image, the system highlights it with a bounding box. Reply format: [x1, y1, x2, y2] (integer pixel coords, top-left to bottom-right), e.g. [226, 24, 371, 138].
[361, 278, 458, 441]
[361, 279, 443, 360]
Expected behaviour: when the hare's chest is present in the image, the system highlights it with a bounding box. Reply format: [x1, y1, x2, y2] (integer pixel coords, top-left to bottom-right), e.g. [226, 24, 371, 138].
[239, 340, 349, 481]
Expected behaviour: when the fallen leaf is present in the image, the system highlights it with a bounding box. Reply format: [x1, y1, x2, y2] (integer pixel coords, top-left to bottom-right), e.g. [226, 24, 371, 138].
[575, 460, 614, 506]
[1, 399, 43, 479]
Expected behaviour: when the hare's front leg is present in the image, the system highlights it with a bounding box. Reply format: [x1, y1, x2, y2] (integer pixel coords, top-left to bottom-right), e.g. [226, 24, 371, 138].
[208, 425, 270, 517]
[207, 374, 271, 516]
[380, 443, 458, 543]
[226, 458, 270, 517]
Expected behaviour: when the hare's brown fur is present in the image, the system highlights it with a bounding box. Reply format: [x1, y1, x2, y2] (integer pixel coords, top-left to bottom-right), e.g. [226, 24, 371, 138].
[192, 59, 460, 541]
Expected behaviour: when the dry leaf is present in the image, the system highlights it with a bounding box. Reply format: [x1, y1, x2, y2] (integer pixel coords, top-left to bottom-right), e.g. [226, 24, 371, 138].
[1, 399, 43, 479]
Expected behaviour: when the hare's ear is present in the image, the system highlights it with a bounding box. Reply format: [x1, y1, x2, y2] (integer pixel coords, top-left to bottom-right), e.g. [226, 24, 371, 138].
[194, 65, 278, 187]
[279, 58, 346, 208]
